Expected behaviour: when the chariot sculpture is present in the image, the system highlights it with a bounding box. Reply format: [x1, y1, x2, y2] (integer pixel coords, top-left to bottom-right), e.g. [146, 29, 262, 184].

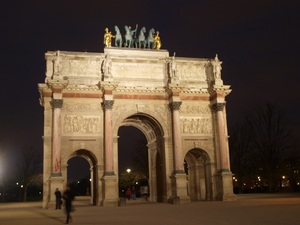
[103, 25, 161, 50]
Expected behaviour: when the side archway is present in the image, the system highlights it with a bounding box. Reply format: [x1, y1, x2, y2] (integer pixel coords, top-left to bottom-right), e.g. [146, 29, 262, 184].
[68, 149, 98, 205]
[185, 148, 212, 201]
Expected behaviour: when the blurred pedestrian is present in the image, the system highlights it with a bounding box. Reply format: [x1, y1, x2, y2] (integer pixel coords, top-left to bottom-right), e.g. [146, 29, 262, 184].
[54, 188, 62, 209]
[63, 185, 75, 224]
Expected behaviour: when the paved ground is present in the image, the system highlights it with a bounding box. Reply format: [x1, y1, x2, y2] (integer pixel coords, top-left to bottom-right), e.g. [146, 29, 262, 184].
[1, 193, 300, 225]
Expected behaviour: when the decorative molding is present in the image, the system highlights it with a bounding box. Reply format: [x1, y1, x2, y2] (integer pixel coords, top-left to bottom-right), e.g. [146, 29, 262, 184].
[169, 101, 182, 111]
[211, 103, 226, 112]
[50, 99, 63, 108]
[102, 100, 114, 110]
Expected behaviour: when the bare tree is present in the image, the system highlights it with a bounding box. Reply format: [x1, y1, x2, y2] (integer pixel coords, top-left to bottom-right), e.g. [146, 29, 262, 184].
[229, 120, 253, 193]
[245, 103, 292, 191]
[18, 146, 42, 201]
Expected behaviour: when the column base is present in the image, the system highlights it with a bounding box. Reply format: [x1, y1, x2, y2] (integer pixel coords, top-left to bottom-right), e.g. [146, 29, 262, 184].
[216, 171, 236, 201]
[101, 174, 118, 207]
[170, 172, 191, 204]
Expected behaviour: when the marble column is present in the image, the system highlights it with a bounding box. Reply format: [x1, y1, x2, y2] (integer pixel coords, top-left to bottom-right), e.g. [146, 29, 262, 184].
[50, 99, 63, 175]
[212, 103, 230, 171]
[102, 100, 114, 175]
[169, 101, 184, 173]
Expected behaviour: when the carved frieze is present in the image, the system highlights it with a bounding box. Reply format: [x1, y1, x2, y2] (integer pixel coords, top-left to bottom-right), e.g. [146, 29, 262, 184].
[112, 62, 165, 79]
[63, 115, 101, 135]
[64, 103, 101, 113]
[180, 105, 211, 115]
[176, 63, 206, 81]
[181, 117, 212, 134]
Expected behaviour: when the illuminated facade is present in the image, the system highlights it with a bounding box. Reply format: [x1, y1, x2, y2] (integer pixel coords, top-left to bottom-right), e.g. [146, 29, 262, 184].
[38, 47, 235, 208]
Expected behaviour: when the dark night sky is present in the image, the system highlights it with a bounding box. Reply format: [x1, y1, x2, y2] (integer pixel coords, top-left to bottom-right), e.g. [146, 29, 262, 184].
[0, 1, 299, 177]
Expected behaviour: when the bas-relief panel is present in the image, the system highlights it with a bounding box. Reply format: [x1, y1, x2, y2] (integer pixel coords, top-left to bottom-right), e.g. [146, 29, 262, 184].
[62, 103, 102, 135]
[112, 62, 165, 79]
[55, 59, 102, 77]
[177, 63, 206, 81]
[180, 105, 212, 134]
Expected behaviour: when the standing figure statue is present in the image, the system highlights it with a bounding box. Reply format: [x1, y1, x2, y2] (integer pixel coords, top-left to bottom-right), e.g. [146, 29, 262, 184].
[213, 54, 222, 79]
[169, 52, 177, 77]
[146, 28, 155, 49]
[103, 27, 115, 47]
[114, 25, 123, 47]
[153, 31, 162, 50]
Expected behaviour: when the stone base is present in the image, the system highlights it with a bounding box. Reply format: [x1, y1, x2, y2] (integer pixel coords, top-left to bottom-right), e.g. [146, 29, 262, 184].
[102, 199, 119, 207]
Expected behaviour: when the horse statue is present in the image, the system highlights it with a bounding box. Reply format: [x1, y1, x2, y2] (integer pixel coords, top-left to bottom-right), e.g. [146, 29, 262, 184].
[138, 27, 147, 48]
[124, 25, 138, 48]
[114, 25, 123, 47]
[146, 28, 155, 49]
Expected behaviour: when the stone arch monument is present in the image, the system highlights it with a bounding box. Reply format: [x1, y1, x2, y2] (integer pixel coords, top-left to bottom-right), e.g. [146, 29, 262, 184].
[38, 47, 235, 208]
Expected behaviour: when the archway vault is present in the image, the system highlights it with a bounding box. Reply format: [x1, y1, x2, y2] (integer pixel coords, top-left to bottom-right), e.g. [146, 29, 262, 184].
[118, 113, 166, 202]
[185, 148, 213, 201]
[67, 149, 98, 205]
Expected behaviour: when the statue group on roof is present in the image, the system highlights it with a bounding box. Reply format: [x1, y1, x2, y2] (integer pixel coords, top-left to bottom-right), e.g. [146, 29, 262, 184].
[103, 25, 161, 50]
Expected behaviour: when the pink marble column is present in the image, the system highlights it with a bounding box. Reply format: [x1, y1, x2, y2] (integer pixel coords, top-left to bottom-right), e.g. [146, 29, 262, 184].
[102, 100, 114, 175]
[213, 103, 230, 171]
[170, 101, 184, 173]
[51, 99, 63, 175]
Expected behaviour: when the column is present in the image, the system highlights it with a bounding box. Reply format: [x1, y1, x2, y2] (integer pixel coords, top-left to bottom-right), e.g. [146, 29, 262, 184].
[102, 100, 114, 175]
[50, 99, 63, 175]
[169, 101, 184, 173]
[212, 103, 230, 171]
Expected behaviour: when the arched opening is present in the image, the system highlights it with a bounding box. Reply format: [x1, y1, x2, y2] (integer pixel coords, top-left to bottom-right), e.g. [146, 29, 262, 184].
[67, 157, 90, 196]
[117, 113, 165, 202]
[68, 149, 98, 205]
[118, 126, 149, 199]
[185, 148, 212, 201]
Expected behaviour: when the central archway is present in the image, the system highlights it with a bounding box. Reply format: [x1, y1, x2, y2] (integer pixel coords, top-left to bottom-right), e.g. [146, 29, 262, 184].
[118, 113, 166, 202]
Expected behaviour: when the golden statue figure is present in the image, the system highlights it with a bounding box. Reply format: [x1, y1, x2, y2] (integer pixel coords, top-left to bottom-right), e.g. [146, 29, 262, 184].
[103, 27, 115, 47]
[153, 31, 162, 50]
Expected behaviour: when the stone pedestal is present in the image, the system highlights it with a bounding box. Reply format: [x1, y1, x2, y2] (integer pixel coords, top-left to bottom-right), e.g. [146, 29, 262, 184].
[47, 176, 64, 209]
[217, 171, 236, 201]
[101, 175, 118, 206]
[170, 173, 191, 204]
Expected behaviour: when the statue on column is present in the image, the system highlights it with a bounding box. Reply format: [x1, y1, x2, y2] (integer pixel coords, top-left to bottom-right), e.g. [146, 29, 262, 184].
[102, 54, 112, 78]
[169, 52, 177, 78]
[52, 50, 61, 76]
[213, 54, 222, 79]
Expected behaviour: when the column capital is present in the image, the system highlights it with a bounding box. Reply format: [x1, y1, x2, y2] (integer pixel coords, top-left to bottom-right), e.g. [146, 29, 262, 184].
[102, 100, 114, 110]
[211, 103, 226, 112]
[50, 99, 63, 108]
[169, 101, 182, 111]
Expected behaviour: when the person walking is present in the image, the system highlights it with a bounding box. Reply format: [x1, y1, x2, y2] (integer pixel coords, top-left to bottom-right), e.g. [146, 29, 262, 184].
[54, 188, 62, 209]
[63, 185, 75, 224]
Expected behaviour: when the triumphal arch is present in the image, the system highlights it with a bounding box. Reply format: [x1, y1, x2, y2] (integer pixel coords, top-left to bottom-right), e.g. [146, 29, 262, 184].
[38, 43, 235, 208]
